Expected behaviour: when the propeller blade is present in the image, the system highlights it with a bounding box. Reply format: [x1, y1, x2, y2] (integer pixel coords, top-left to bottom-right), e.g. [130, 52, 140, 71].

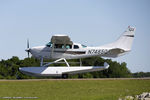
[26, 39, 30, 58]
[27, 39, 29, 49]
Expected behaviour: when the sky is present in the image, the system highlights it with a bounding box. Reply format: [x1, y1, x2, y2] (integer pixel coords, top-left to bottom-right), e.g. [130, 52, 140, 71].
[0, 0, 150, 72]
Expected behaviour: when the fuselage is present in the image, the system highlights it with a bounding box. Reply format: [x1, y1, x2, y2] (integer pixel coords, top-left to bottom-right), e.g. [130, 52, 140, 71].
[28, 42, 127, 60]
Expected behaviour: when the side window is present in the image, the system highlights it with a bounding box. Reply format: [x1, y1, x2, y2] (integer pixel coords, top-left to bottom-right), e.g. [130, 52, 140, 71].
[74, 45, 79, 49]
[54, 44, 72, 49]
[66, 44, 72, 49]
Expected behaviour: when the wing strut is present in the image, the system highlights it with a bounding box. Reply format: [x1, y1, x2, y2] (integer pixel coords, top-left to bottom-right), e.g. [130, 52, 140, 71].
[40, 57, 43, 66]
[42, 58, 70, 67]
[80, 58, 82, 66]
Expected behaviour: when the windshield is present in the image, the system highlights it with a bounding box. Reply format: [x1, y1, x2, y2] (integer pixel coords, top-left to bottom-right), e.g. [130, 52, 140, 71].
[81, 44, 87, 48]
[46, 42, 52, 47]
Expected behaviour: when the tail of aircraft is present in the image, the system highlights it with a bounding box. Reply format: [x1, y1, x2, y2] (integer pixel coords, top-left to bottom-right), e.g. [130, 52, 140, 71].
[113, 26, 135, 51]
[101, 26, 136, 57]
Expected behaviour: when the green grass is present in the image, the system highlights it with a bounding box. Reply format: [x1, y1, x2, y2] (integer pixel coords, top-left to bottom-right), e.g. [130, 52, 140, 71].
[0, 79, 150, 100]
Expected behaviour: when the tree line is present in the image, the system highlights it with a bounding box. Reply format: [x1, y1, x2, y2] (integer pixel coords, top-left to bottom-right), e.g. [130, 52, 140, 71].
[0, 56, 149, 79]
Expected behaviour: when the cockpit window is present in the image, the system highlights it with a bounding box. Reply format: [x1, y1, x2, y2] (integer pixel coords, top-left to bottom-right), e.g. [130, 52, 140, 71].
[46, 42, 52, 47]
[46, 42, 72, 49]
[82, 44, 87, 48]
[74, 45, 79, 49]
[55, 44, 72, 49]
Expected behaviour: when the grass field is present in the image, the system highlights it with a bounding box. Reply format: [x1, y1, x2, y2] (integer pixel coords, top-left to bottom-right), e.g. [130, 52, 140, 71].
[0, 79, 150, 100]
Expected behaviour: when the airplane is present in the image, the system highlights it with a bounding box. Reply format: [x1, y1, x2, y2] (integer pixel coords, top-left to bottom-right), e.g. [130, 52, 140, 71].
[19, 26, 135, 78]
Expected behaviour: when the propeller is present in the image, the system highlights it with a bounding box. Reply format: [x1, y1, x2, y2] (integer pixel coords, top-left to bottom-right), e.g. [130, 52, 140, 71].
[25, 39, 30, 58]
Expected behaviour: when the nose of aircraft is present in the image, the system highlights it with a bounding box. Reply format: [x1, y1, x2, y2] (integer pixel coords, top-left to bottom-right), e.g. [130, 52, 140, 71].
[25, 46, 45, 58]
[25, 47, 37, 57]
[25, 48, 30, 52]
[25, 39, 45, 58]
[25, 47, 39, 57]
[25, 48, 31, 58]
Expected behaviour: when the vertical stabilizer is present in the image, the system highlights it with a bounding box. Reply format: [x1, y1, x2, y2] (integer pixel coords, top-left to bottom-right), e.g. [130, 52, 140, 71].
[115, 26, 136, 51]
[101, 26, 136, 51]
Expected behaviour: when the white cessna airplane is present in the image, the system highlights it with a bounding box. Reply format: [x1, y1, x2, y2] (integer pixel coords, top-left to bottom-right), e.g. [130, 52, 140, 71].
[19, 26, 135, 78]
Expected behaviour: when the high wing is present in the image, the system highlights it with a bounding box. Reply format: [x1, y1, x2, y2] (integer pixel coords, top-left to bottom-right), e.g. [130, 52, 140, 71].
[51, 34, 73, 45]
